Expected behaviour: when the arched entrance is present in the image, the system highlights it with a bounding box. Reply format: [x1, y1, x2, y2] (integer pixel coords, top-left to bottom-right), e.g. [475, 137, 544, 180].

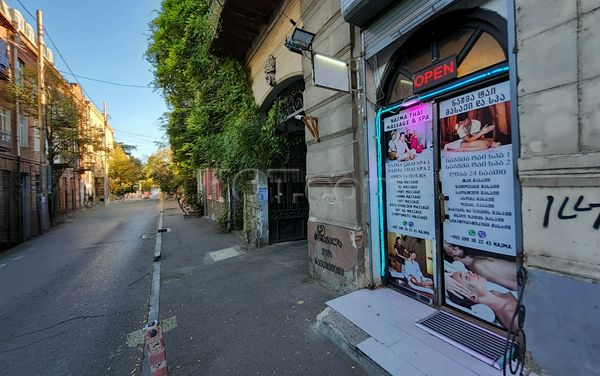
[377, 8, 518, 341]
[381, 10, 508, 106]
[263, 77, 309, 243]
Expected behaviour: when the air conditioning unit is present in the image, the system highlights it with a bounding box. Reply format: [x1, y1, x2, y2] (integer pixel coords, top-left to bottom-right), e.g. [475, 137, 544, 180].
[24, 22, 36, 44]
[9, 8, 24, 33]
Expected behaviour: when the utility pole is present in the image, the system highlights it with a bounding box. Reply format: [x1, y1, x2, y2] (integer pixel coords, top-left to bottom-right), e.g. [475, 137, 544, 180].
[103, 100, 109, 205]
[36, 10, 50, 231]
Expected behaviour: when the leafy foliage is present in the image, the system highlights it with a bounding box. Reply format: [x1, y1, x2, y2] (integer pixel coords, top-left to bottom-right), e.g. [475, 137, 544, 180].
[108, 145, 143, 195]
[147, 0, 286, 183]
[2, 67, 104, 190]
[144, 148, 179, 195]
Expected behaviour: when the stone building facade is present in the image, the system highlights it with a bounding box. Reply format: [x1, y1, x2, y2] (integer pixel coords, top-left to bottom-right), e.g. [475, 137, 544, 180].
[197, 0, 600, 373]
[211, 0, 369, 292]
[515, 1, 600, 374]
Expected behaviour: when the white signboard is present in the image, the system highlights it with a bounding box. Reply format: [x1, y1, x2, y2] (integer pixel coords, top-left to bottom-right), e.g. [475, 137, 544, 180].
[384, 102, 436, 240]
[312, 54, 349, 92]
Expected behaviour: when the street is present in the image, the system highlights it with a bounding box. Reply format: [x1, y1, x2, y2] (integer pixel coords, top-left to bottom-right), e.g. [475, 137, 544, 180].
[0, 198, 364, 375]
[0, 200, 158, 376]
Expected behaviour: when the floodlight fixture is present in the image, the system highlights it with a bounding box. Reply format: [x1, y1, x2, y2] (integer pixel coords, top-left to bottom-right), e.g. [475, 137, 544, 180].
[285, 27, 316, 54]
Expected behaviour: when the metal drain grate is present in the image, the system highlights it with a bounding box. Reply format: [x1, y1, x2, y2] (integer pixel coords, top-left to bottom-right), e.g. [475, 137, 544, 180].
[416, 311, 507, 368]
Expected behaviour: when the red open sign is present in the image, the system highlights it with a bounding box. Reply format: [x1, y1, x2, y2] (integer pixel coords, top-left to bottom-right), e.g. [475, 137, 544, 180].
[412, 56, 457, 93]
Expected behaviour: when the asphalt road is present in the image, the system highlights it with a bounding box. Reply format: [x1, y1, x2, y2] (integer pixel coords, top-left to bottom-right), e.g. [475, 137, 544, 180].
[0, 199, 159, 376]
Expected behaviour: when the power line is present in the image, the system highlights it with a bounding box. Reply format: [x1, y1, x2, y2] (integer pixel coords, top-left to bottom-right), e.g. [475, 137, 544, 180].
[113, 128, 163, 140]
[14, 0, 101, 110]
[276, 2, 296, 25]
[58, 70, 151, 89]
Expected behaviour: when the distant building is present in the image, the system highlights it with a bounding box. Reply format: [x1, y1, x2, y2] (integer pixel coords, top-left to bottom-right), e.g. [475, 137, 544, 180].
[71, 84, 114, 206]
[0, 0, 113, 249]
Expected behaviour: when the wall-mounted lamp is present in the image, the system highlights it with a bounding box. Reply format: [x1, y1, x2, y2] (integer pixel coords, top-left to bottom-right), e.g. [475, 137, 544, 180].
[285, 27, 316, 54]
[297, 115, 319, 142]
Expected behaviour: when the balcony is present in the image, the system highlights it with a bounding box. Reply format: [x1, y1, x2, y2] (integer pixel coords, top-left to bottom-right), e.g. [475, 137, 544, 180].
[209, 0, 279, 60]
[0, 129, 11, 151]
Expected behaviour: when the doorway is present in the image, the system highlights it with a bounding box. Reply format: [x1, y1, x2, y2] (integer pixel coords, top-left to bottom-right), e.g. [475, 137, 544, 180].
[265, 78, 309, 244]
[268, 129, 309, 243]
[378, 9, 519, 333]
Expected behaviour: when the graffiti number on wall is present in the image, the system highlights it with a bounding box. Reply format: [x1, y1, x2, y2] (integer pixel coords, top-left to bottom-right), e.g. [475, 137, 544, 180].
[543, 195, 600, 229]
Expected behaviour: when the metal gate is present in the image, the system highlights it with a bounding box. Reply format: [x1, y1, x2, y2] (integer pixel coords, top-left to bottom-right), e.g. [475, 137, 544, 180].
[268, 134, 309, 243]
[21, 174, 31, 241]
[0, 171, 13, 246]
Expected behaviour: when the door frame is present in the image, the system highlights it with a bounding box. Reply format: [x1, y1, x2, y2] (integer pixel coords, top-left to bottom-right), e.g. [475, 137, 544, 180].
[377, 63, 514, 322]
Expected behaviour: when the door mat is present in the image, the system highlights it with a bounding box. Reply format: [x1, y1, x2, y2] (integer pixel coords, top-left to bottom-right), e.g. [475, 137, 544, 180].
[416, 311, 507, 369]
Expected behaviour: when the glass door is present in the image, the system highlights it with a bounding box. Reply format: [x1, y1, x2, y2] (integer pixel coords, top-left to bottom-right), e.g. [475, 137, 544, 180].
[381, 101, 438, 304]
[437, 80, 518, 331]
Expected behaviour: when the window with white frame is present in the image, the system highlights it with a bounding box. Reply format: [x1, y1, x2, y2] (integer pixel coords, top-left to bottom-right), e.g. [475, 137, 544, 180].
[19, 115, 28, 147]
[33, 121, 40, 151]
[15, 59, 24, 86]
[0, 107, 11, 141]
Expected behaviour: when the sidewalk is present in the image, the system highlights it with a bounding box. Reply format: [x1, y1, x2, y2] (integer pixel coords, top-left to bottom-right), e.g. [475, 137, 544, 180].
[318, 289, 507, 376]
[157, 199, 366, 375]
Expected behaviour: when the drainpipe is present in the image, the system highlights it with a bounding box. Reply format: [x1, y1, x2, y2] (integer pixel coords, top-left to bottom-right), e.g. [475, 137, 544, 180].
[360, 30, 375, 289]
[12, 31, 22, 241]
[36, 10, 49, 231]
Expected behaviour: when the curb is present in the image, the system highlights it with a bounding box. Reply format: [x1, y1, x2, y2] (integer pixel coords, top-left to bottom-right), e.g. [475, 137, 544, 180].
[154, 195, 165, 262]
[316, 307, 389, 376]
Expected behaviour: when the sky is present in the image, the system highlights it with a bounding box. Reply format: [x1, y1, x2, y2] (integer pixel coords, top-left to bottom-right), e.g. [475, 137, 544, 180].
[10, 0, 168, 160]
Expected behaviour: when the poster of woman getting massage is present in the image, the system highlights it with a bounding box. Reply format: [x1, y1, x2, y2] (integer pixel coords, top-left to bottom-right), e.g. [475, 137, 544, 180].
[439, 81, 518, 330]
[439, 81, 517, 256]
[383, 102, 437, 300]
[387, 232, 435, 301]
[443, 242, 517, 331]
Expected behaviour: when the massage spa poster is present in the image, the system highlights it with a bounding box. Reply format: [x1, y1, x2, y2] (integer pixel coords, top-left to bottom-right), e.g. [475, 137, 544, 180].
[384, 102, 436, 299]
[439, 81, 518, 330]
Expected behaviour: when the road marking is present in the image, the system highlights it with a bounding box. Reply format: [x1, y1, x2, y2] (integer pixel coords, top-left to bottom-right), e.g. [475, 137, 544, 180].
[154, 211, 164, 262]
[0, 263, 7, 267]
[209, 246, 243, 262]
[148, 262, 161, 323]
[142, 195, 165, 376]
[11, 256, 24, 261]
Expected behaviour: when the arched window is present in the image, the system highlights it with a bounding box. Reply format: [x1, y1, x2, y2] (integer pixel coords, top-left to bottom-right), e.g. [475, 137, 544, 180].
[384, 11, 507, 105]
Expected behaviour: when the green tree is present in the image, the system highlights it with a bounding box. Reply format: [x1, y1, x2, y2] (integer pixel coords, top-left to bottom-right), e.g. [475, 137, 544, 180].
[109, 146, 143, 196]
[3, 66, 103, 216]
[140, 178, 154, 193]
[144, 148, 179, 195]
[146, 0, 287, 182]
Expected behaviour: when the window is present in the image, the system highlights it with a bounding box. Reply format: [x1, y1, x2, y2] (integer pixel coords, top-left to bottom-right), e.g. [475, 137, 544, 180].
[33, 121, 40, 151]
[0, 39, 8, 72]
[456, 32, 505, 77]
[19, 115, 28, 147]
[15, 59, 24, 86]
[384, 12, 507, 105]
[0, 107, 11, 142]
